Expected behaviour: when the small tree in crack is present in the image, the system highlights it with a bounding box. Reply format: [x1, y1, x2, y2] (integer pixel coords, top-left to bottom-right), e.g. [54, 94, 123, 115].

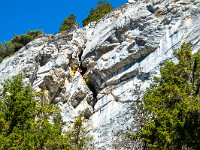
[67, 111, 94, 150]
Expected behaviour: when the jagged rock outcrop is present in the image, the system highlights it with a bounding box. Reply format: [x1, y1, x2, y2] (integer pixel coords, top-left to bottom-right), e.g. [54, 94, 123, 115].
[0, 0, 200, 149]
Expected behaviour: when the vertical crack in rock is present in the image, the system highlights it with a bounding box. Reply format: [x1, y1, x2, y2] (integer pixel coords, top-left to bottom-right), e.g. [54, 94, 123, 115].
[86, 83, 97, 109]
[80, 62, 87, 76]
[79, 50, 87, 75]
[78, 50, 98, 109]
[78, 50, 83, 62]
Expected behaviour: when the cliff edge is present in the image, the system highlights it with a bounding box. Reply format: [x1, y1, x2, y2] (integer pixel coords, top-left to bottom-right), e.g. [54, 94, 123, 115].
[0, 0, 200, 149]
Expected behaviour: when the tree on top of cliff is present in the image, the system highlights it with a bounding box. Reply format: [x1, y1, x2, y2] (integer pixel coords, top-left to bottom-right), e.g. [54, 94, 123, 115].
[11, 29, 43, 52]
[0, 41, 15, 62]
[82, 0, 113, 27]
[128, 43, 200, 149]
[0, 30, 43, 63]
[59, 14, 78, 33]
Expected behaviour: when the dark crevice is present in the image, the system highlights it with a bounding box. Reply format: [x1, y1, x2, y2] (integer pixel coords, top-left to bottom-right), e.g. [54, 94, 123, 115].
[87, 82, 98, 109]
[38, 45, 51, 66]
[135, 37, 146, 46]
[78, 50, 83, 61]
[79, 50, 87, 75]
[79, 62, 87, 76]
[39, 55, 46, 66]
[78, 49, 98, 109]
[79, 64, 98, 109]
[147, 5, 155, 14]
[39, 54, 51, 66]
[50, 87, 62, 104]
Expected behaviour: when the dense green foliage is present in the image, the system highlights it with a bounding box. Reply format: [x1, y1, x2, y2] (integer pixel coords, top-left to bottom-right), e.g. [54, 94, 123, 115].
[59, 14, 77, 33]
[0, 30, 42, 63]
[11, 30, 43, 52]
[67, 111, 93, 149]
[82, 0, 113, 27]
[0, 74, 92, 149]
[129, 43, 200, 149]
[0, 41, 15, 62]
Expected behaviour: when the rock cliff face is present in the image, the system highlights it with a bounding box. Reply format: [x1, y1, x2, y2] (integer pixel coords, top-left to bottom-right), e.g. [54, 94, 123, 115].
[0, 0, 200, 149]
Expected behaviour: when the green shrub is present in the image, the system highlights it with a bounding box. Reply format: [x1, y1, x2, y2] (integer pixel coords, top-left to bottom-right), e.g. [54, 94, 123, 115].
[0, 57, 3, 63]
[128, 43, 200, 149]
[0, 74, 93, 149]
[67, 111, 94, 149]
[59, 14, 77, 33]
[11, 29, 43, 52]
[0, 41, 15, 58]
[82, 0, 113, 27]
[0, 30, 42, 63]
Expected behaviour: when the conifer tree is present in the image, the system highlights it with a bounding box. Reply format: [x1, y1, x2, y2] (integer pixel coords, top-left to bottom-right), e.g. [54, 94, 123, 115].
[59, 14, 77, 33]
[0, 41, 15, 60]
[68, 111, 93, 149]
[0, 74, 93, 149]
[0, 29, 42, 63]
[82, 0, 113, 26]
[129, 43, 200, 149]
[11, 29, 43, 52]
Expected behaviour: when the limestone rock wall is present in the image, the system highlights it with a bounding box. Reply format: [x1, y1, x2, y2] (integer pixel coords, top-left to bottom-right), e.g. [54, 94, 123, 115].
[0, 0, 200, 149]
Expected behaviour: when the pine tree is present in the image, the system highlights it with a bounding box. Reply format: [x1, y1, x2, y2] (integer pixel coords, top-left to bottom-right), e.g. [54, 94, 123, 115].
[59, 14, 77, 33]
[11, 29, 43, 52]
[0, 41, 15, 59]
[0, 29, 42, 64]
[67, 111, 93, 150]
[0, 74, 93, 149]
[82, 0, 113, 27]
[128, 43, 200, 149]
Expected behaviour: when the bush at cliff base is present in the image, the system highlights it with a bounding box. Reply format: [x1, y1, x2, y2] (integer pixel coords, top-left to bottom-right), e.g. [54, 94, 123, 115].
[129, 42, 200, 150]
[0, 74, 92, 149]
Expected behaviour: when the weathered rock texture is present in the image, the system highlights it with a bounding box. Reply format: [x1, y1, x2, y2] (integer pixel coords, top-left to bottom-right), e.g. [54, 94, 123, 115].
[0, 0, 200, 149]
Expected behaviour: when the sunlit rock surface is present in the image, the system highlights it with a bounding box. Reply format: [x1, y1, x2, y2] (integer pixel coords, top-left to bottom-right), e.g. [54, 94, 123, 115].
[0, 0, 200, 149]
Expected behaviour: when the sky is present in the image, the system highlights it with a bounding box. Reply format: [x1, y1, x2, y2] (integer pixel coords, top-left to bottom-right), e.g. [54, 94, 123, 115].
[0, 0, 127, 43]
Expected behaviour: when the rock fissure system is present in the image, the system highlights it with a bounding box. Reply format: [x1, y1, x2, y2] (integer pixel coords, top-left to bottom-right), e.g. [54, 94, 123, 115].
[0, 0, 200, 149]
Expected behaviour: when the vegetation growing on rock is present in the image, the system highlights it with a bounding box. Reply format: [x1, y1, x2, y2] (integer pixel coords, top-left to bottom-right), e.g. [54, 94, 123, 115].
[11, 30, 43, 52]
[82, 0, 113, 27]
[0, 30, 42, 63]
[129, 43, 200, 149]
[70, 65, 89, 83]
[0, 41, 15, 63]
[59, 14, 78, 33]
[0, 74, 92, 149]
[67, 111, 93, 149]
